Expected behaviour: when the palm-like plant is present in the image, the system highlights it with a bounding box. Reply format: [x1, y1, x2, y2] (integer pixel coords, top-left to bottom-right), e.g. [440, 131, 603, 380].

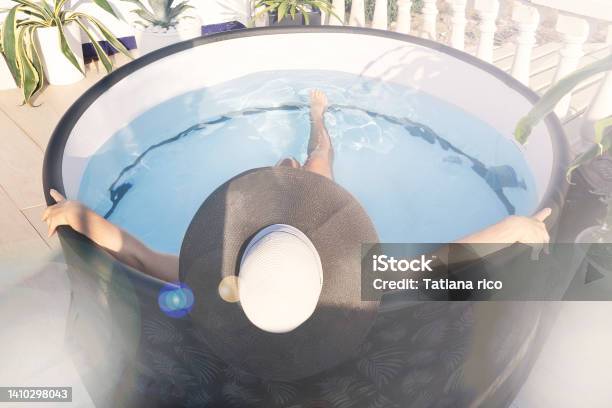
[122, 0, 193, 29]
[514, 54, 612, 181]
[1, 0, 131, 104]
[252, 0, 338, 25]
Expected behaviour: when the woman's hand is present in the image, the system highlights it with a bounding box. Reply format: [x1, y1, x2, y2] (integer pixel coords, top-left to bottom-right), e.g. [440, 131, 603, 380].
[454, 208, 552, 260]
[42, 189, 88, 237]
[503, 208, 552, 259]
[504, 208, 551, 245]
[41, 189, 179, 282]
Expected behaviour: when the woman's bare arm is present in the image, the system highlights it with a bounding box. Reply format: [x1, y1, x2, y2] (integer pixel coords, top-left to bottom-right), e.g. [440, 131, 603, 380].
[450, 208, 552, 258]
[43, 189, 179, 283]
[455, 208, 551, 245]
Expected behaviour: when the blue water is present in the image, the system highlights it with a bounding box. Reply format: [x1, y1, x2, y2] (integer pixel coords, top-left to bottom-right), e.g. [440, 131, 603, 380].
[77, 70, 537, 254]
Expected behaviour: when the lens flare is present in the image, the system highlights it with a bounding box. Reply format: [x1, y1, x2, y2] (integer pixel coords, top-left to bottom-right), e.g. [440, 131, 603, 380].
[158, 282, 194, 318]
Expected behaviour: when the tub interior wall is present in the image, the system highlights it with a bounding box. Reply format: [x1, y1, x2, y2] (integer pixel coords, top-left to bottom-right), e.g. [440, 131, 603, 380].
[62, 32, 554, 204]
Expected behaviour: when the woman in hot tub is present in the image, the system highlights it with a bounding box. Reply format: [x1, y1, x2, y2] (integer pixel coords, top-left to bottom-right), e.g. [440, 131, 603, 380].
[43, 90, 552, 283]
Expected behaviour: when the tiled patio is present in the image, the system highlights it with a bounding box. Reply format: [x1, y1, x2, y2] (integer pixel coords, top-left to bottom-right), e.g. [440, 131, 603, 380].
[0, 55, 132, 265]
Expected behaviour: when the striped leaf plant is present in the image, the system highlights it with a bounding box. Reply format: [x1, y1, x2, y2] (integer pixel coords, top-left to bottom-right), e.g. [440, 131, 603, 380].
[121, 0, 194, 29]
[1, 0, 132, 105]
[514, 54, 612, 181]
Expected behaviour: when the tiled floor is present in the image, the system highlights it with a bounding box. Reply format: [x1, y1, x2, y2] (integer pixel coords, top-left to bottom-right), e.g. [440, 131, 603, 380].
[512, 302, 612, 408]
[0, 56, 132, 261]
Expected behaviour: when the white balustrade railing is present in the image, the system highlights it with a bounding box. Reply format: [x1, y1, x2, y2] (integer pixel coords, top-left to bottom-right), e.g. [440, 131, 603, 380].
[349, 0, 366, 27]
[552, 15, 590, 118]
[421, 0, 439, 40]
[474, 0, 500, 63]
[371, 0, 389, 30]
[330, 0, 346, 25]
[449, 0, 468, 51]
[395, 0, 413, 34]
[296, 0, 610, 152]
[510, 3, 540, 86]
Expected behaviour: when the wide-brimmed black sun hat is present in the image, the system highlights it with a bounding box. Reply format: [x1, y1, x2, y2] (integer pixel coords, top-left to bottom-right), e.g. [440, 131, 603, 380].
[180, 166, 380, 380]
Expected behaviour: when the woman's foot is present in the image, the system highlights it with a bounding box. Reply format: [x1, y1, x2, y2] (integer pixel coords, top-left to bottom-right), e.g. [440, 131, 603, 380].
[304, 90, 334, 179]
[310, 89, 328, 121]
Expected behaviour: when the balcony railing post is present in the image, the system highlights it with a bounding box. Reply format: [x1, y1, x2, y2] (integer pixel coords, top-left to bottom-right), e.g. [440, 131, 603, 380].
[395, 0, 413, 34]
[372, 0, 389, 30]
[553, 15, 590, 118]
[329, 0, 346, 25]
[421, 0, 438, 40]
[474, 0, 499, 63]
[510, 3, 540, 85]
[349, 0, 366, 27]
[450, 0, 468, 50]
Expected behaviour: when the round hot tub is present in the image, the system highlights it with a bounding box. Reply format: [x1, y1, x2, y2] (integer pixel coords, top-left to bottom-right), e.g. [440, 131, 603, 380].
[43, 27, 570, 408]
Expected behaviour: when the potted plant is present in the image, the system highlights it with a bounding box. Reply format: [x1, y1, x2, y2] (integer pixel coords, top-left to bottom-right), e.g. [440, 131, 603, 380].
[252, 0, 337, 26]
[515, 54, 612, 182]
[515, 55, 612, 247]
[0, 25, 17, 90]
[122, 0, 202, 56]
[2, 0, 131, 104]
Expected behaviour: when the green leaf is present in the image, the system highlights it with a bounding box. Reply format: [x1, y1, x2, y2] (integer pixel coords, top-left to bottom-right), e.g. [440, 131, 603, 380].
[514, 115, 532, 145]
[132, 8, 158, 25]
[15, 8, 47, 21]
[514, 54, 612, 144]
[566, 126, 612, 182]
[2, 7, 21, 85]
[142, 0, 183, 24]
[277, 2, 288, 21]
[313, 0, 342, 22]
[54, 0, 69, 15]
[148, 0, 169, 20]
[168, 2, 193, 22]
[53, 17, 84, 74]
[11, 0, 52, 21]
[303, 6, 310, 24]
[74, 19, 112, 73]
[25, 25, 44, 98]
[15, 26, 40, 104]
[73, 13, 132, 58]
[121, 0, 149, 11]
[40, 0, 54, 19]
[290, 4, 296, 20]
[28, 27, 45, 94]
[594, 116, 612, 151]
[92, 0, 118, 18]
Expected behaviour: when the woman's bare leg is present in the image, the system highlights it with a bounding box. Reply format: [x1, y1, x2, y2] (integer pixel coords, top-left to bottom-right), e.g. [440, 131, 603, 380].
[304, 90, 334, 180]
